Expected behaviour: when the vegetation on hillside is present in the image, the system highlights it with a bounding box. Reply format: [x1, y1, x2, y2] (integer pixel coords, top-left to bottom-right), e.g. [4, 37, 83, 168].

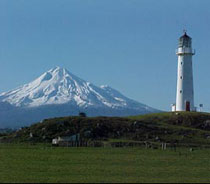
[131, 111, 210, 130]
[2, 112, 210, 147]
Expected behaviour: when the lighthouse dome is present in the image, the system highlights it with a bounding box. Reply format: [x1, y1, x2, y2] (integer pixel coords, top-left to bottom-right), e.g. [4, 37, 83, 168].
[178, 32, 192, 48]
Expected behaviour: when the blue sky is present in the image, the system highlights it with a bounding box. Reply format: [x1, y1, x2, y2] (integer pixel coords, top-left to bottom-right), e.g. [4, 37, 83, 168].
[0, 0, 210, 111]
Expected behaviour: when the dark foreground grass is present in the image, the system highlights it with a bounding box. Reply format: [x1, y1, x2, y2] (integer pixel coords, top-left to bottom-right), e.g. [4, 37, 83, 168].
[0, 144, 210, 183]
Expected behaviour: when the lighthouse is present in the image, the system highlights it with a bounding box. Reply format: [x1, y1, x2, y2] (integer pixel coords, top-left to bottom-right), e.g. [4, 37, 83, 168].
[174, 32, 195, 111]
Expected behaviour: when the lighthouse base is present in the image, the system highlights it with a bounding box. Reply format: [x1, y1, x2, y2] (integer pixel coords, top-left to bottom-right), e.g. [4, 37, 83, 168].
[171, 103, 196, 112]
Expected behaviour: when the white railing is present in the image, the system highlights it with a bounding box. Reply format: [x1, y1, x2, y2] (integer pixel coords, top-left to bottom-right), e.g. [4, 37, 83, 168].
[176, 48, 195, 55]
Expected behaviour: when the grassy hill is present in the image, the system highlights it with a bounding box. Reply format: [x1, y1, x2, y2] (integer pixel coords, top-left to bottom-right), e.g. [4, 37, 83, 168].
[2, 112, 210, 147]
[2, 112, 210, 183]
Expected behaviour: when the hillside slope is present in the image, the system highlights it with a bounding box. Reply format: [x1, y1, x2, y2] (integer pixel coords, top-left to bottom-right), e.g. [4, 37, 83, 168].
[3, 112, 210, 146]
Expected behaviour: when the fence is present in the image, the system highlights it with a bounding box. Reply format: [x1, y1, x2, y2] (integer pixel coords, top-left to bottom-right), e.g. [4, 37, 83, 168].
[53, 140, 210, 149]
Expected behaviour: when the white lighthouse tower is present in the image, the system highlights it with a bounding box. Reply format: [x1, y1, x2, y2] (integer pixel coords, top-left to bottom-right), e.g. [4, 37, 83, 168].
[175, 31, 195, 111]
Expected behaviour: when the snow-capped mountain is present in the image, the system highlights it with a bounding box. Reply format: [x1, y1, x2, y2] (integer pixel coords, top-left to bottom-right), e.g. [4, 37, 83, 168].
[0, 67, 159, 128]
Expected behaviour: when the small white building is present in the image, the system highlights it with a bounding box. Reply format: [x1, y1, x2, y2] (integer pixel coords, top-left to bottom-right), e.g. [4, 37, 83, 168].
[171, 104, 176, 112]
[52, 134, 80, 145]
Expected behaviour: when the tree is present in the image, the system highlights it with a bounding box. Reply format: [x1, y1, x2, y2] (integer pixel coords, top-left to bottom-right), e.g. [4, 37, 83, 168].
[79, 112, 86, 117]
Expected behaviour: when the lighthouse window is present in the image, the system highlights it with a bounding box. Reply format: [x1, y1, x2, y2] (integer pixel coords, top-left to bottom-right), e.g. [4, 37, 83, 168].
[180, 90, 182, 93]
[180, 76, 182, 79]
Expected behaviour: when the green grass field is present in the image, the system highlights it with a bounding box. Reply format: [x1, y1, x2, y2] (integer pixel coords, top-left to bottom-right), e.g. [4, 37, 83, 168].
[1, 144, 210, 183]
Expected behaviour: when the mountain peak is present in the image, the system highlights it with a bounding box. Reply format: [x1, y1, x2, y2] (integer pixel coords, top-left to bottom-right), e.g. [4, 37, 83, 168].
[0, 67, 159, 127]
[49, 66, 67, 72]
[48, 66, 70, 76]
[0, 67, 158, 113]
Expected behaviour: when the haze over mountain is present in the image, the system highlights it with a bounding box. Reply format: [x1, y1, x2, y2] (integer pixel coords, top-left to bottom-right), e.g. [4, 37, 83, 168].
[0, 67, 159, 128]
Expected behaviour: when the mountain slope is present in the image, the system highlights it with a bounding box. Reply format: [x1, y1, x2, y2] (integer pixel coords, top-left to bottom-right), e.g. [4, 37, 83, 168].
[0, 67, 159, 128]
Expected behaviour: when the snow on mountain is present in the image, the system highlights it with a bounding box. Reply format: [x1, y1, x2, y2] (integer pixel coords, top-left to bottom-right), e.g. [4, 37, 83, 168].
[0, 66, 156, 112]
[0, 67, 159, 128]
